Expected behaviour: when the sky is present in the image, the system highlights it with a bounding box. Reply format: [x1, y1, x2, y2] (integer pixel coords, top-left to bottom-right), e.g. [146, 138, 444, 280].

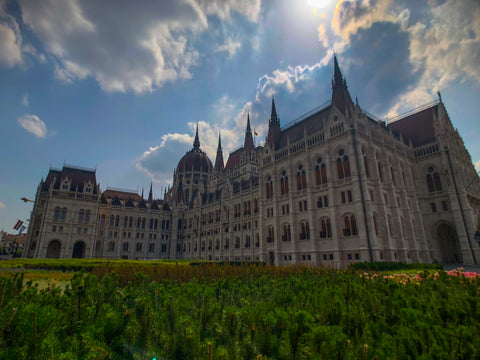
[1, 0, 479, 232]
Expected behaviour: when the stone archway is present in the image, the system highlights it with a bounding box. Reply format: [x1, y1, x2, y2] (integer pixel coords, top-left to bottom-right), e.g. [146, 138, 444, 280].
[435, 223, 462, 263]
[72, 241, 86, 258]
[46, 240, 61, 258]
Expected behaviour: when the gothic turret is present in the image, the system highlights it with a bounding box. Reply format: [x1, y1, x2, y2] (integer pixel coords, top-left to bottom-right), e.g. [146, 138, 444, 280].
[331, 54, 353, 115]
[244, 113, 255, 151]
[193, 123, 200, 150]
[214, 133, 224, 171]
[266, 97, 281, 149]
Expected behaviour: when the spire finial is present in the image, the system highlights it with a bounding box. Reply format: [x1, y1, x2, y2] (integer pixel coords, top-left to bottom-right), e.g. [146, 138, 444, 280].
[217, 132, 222, 152]
[193, 122, 200, 150]
[148, 181, 153, 202]
[437, 91, 442, 102]
[271, 97, 278, 123]
[246, 112, 252, 134]
[333, 53, 344, 85]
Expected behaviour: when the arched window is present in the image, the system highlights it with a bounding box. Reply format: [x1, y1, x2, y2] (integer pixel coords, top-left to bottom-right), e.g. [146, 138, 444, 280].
[315, 157, 327, 185]
[337, 150, 351, 179]
[142, 218, 146, 229]
[433, 172, 442, 191]
[109, 215, 114, 226]
[124, 216, 128, 227]
[100, 215, 105, 226]
[320, 218, 332, 238]
[61, 208, 67, 221]
[343, 215, 357, 236]
[115, 215, 120, 227]
[154, 219, 158, 230]
[426, 167, 443, 192]
[282, 224, 291, 241]
[129, 217, 133, 228]
[280, 170, 289, 195]
[85, 210, 90, 224]
[54, 207, 60, 221]
[390, 167, 396, 186]
[297, 165, 306, 190]
[388, 215, 393, 236]
[78, 209, 84, 223]
[266, 176, 273, 199]
[149, 218, 154, 229]
[267, 226, 274, 242]
[299, 221, 310, 240]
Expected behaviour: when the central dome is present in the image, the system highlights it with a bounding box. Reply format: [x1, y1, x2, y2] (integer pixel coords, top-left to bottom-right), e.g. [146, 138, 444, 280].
[176, 126, 213, 174]
[177, 148, 213, 173]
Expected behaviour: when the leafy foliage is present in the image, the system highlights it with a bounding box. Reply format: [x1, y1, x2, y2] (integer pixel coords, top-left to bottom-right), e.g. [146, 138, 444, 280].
[0, 264, 479, 359]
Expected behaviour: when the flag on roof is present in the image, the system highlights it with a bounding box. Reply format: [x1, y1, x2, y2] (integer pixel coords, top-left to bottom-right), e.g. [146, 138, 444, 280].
[19, 226, 26, 235]
[13, 220, 23, 230]
[254, 129, 258, 136]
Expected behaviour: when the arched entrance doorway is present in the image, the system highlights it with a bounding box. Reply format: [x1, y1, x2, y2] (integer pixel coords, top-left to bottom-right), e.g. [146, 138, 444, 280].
[72, 241, 86, 258]
[46, 240, 61, 258]
[435, 223, 462, 263]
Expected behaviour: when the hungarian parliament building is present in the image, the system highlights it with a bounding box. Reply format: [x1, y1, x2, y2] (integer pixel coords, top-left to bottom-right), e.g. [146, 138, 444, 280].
[24, 57, 480, 267]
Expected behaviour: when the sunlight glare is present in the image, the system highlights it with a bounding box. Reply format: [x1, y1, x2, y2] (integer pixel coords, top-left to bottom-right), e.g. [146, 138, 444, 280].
[307, 0, 331, 9]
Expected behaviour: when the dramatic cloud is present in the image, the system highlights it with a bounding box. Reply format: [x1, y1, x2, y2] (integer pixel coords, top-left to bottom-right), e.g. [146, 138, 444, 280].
[17, 114, 47, 138]
[317, 24, 328, 47]
[330, 0, 480, 117]
[0, 0, 22, 67]
[17, 0, 261, 93]
[22, 93, 28, 106]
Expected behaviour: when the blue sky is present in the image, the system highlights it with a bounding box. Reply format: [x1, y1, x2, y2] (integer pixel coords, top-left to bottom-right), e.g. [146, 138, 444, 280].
[1, 0, 479, 232]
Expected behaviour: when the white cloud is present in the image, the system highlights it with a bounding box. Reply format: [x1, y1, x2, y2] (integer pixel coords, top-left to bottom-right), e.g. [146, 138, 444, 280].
[475, 160, 480, 173]
[16, 0, 260, 93]
[17, 114, 47, 138]
[317, 24, 328, 48]
[0, 201, 5, 208]
[22, 93, 28, 106]
[0, 0, 23, 67]
[215, 37, 242, 58]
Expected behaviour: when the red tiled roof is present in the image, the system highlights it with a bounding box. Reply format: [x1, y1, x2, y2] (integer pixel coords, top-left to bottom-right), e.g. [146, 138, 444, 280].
[225, 148, 242, 170]
[387, 104, 438, 147]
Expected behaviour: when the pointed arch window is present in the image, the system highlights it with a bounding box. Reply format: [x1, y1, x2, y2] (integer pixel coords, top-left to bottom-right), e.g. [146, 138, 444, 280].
[299, 221, 310, 240]
[85, 210, 90, 224]
[427, 167, 443, 192]
[337, 150, 351, 179]
[61, 208, 67, 221]
[280, 170, 289, 195]
[115, 215, 120, 227]
[296, 165, 307, 190]
[373, 214, 379, 235]
[266, 176, 273, 199]
[54, 207, 60, 221]
[100, 215, 105, 226]
[267, 226, 275, 243]
[343, 215, 358, 236]
[319, 218, 332, 238]
[282, 223, 291, 241]
[315, 157, 328, 185]
[362, 148, 370, 178]
[78, 209, 84, 223]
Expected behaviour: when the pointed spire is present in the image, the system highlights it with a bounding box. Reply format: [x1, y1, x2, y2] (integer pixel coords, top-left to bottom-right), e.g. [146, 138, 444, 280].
[141, 187, 144, 199]
[244, 112, 254, 151]
[193, 123, 200, 150]
[215, 132, 224, 171]
[333, 53, 344, 86]
[270, 97, 278, 124]
[246, 112, 252, 134]
[148, 181, 153, 202]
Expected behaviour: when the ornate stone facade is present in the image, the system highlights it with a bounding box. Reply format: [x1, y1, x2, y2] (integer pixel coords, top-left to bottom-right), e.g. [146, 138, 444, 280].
[25, 57, 480, 266]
